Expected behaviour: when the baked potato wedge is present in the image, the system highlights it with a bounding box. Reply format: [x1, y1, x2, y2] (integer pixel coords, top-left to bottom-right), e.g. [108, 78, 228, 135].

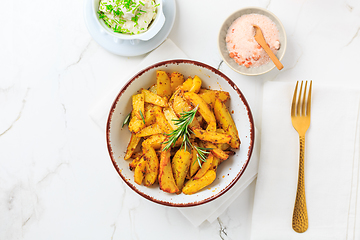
[142, 89, 167, 107]
[182, 169, 216, 195]
[158, 146, 179, 193]
[143, 144, 159, 186]
[156, 70, 172, 98]
[214, 98, 240, 149]
[134, 156, 147, 185]
[170, 71, 184, 92]
[124, 133, 141, 160]
[171, 149, 191, 192]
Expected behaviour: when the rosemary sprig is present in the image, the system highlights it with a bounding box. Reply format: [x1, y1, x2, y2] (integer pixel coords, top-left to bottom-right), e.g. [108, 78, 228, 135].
[162, 106, 212, 168]
[139, 110, 145, 124]
[122, 112, 131, 128]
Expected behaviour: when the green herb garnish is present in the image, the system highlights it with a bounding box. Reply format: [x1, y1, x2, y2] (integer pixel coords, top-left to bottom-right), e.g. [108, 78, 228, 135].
[122, 112, 131, 128]
[139, 110, 145, 124]
[162, 106, 211, 168]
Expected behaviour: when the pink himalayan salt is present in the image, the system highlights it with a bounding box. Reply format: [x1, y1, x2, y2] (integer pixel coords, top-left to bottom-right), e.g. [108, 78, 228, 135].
[226, 14, 280, 68]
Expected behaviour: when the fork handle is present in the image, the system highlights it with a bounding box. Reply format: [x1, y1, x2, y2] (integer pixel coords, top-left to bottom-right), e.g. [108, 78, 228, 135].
[292, 135, 308, 233]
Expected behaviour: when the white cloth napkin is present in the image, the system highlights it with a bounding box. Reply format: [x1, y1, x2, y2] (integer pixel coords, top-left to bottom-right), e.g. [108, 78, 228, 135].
[251, 81, 360, 240]
[89, 39, 260, 227]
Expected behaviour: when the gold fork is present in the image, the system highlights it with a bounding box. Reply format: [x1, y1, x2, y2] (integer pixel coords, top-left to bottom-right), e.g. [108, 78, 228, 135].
[291, 81, 312, 233]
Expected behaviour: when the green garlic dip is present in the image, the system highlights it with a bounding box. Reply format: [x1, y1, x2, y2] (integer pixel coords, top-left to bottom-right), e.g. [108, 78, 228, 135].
[98, 0, 158, 35]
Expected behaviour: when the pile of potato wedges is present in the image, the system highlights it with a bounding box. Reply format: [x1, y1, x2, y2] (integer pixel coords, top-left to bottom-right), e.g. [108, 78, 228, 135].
[124, 70, 240, 195]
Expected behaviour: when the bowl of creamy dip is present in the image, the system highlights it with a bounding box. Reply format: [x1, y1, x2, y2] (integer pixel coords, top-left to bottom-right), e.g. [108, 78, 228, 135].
[218, 7, 287, 76]
[93, 0, 165, 43]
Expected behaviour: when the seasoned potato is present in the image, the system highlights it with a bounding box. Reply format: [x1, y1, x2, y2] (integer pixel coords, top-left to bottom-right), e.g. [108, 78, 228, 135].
[123, 70, 240, 195]
[158, 147, 179, 193]
[170, 71, 184, 92]
[143, 144, 159, 186]
[214, 98, 240, 149]
[136, 123, 162, 138]
[189, 75, 202, 93]
[154, 105, 172, 134]
[198, 89, 230, 106]
[192, 127, 231, 144]
[203, 141, 229, 161]
[193, 153, 214, 180]
[134, 156, 147, 185]
[142, 134, 166, 150]
[182, 169, 216, 195]
[156, 70, 172, 98]
[184, 92, 216, 131]
[171, 149, 191, 192]
[163, 107, 179, 130]
[142, 89, 167, 107]
[124, 133, 141, 160]
[181, 77, 193, 91]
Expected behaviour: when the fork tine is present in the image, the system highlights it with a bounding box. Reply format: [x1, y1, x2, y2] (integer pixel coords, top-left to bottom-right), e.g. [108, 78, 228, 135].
[307, 81, 312, 115]
[302, 81, 308, 116]
[291, 81, 299, 116]
[296, 81, 303, 116]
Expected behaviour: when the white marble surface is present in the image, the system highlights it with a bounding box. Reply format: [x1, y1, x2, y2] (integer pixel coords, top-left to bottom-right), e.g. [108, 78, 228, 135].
[2, 0, 360, 239]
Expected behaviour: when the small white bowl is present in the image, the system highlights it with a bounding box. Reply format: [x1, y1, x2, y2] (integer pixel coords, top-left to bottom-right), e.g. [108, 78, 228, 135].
[106, 60, 255, 207]
[92, 0, 165, 44]
[218, 7, 287, 76]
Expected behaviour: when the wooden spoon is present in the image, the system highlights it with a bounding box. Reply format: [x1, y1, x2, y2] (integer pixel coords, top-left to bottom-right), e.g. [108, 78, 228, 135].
[253, 25, 283, 70]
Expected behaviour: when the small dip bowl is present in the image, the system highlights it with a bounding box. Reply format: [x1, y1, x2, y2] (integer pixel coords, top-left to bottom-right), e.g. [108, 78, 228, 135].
[92, 0, 165, 44]
[218, 7, 287, 76]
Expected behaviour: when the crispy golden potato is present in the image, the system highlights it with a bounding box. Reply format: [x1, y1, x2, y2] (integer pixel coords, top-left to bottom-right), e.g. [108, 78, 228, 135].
[192, 127, 231, 144]
[193, 153, 214, 180]
[198, 89, 230, 106]
[181, 77, 193, 91]
[136, 123, 162, 137]
[182, 169, 216, 195]
[148, 84, 157, 94]
[184, 92, 216, 131]
[189, 75, 202, 93]
[129, 156, 142, 171]
[132, 93, 145, 120]
[134, 156, 147, 185]
[158, 146, 179, 193]
[154, 106, 172, 134]
[144, 103, 156, 126]
[124, 133, 141, 160]
[156, 70, 172, 98]
[203, 141, 229, 161]
[170, 71, 184, 92]
[210, 156, 220, 170]
[142, 134, 166, 150]
[124, 70, 240, 195]
[171, 149, 191, 192]
[214, 98, 240, 149]
[142, 89, 167, 107]
[163, 107, 179, 130]
[172, 90, 201, 129]
[143, 144, 159, 186]
[188, 142, 201, 178]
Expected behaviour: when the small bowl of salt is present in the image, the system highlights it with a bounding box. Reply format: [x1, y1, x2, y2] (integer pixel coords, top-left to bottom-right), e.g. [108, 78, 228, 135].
[218, 7, 287, 76]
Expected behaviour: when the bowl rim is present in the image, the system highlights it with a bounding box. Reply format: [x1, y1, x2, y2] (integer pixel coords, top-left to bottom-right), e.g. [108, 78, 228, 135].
[218, 6, 287, 76]
[106, 59, 255, 207]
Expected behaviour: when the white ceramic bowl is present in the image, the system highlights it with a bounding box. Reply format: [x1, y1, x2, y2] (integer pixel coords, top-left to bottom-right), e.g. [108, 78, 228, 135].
[92, 0, 165, 43]
[106, 60, 255, 207]
[218, 7, 287, 76]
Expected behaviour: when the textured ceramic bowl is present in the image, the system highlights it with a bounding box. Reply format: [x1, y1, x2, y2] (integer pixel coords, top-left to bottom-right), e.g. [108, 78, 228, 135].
[106, 59, 255, 207]
[92, 0, 165, 43]
[218, 7, 287, 76]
